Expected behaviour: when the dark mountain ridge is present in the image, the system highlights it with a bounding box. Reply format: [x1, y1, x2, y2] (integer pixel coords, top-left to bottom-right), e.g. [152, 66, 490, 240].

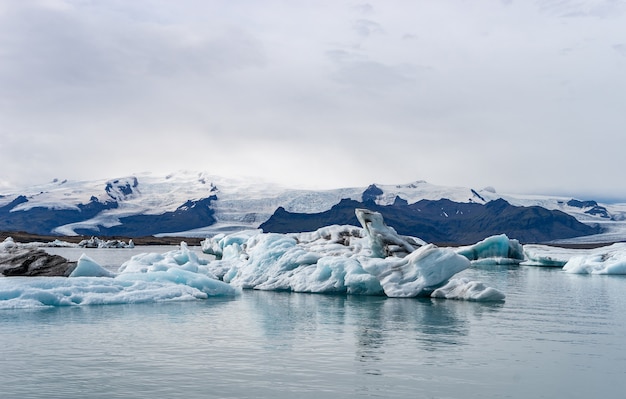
[260, 197, 601, 244]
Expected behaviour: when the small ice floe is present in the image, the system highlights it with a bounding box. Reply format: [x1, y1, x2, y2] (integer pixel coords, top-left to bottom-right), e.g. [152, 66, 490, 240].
[522, 244, 585, 267]
[562, 243, 626, 274]
[431, 278, 506, 302]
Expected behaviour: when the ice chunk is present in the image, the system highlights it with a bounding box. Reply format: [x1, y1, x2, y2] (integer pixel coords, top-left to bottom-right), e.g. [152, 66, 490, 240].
[356, 208, 421, 257]
[69, 254, 115, 277]
[360, 244, 470, 297]
[0, 275, 235, 309]
[0, 243, 238, 308]
[205, 211, 482, 297]
[456, 234, 524, 264]
[1, 237, 17, 251]
[563, 243, 626, 274]
[522, 244, 584, 267]
[116, 268, 238, 297]
[119, 242, 213, 276]
[431, 278, 505, 301]
[201, 230, 261, 259]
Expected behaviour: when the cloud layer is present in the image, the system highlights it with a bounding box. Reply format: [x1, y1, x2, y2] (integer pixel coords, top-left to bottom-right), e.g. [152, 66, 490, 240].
[1, 0, 625, 199]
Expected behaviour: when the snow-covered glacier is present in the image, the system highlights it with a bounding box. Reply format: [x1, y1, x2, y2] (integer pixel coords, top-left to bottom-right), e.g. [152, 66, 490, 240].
[1, 170, 623, 242]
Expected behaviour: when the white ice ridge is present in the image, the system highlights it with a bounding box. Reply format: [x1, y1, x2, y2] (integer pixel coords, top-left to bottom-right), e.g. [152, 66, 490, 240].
[202, 209, 504, 300]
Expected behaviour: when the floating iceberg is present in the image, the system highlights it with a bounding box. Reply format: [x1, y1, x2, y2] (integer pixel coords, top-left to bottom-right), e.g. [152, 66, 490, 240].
[562, 243, 626, 274]
[522, 244, 585, 267]
[360, 244, 470, 297]
[202, 209, 501, 300]
[69, 254, 116, 277]
[431, 278, 506, 301]
[456, 234, 524, 265]
[0, 276, 228, 309]
[1, 210, 506, 307]
[78, 236, 134, 248]
[217, 227, 384, 295]
[0, 242, 238, 309]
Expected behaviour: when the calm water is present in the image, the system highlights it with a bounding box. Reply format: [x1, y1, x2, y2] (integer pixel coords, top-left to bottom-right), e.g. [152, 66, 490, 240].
[2, 249, 626, 398]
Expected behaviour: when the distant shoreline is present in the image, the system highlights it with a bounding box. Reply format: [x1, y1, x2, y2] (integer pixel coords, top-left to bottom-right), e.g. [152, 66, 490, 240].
[0, 231, 205, 246]
[0, 231, 618, 250]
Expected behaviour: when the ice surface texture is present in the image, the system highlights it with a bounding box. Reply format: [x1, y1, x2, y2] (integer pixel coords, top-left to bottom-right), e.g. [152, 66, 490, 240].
[0, 241, 238, 309]
[203, 209, 503, 300]
[562, 243, 626, 274]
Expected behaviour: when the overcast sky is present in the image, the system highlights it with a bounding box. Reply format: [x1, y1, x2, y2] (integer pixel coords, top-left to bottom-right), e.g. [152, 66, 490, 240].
[1, 0, 625, 200]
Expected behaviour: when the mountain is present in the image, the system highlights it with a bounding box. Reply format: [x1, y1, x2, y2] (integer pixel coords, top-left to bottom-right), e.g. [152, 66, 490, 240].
[260, 198, 601, 244]
[0, 171, 623, 244]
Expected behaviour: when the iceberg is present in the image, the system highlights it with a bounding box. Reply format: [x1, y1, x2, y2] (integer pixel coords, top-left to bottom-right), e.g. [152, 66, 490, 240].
[78, 236, 134, 248]
[522, 244, 585, 267]
[202, 209, 498, 300]
[1, 210, 506, 307]
[218, 227, 384, 295]
[0, 242, 238, 309]
[360, 243, 470, 297]
[456, 234, 524, 265]
[0, 276, 228, 309]
[356, 208, 424, 257]
[431, 278, 506, 301]
[562, 243, 626, 274]
[522, 243, 626, 273]
[69, 254, 116, 277]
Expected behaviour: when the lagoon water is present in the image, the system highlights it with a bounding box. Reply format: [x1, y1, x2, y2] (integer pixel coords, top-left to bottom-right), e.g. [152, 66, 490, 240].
[2, 247, 626, 398]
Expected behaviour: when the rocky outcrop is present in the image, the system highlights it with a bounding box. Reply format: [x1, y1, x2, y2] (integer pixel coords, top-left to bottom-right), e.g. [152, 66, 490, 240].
[0, 238, 76, 276]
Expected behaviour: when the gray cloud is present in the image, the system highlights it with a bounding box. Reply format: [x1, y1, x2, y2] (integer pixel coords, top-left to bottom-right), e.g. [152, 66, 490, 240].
[353, 19, 384, 37]
[1, 0, 626, 200]
[614, 43, 626, 56]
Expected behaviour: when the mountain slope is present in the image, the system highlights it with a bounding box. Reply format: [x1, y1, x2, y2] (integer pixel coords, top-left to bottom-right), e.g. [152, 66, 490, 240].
[0, 171, 622, 243]
[260, 198, 601, 244]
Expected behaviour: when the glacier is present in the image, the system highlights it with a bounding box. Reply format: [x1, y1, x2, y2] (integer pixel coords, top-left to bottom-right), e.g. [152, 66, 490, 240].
[2, 170, 624, 242]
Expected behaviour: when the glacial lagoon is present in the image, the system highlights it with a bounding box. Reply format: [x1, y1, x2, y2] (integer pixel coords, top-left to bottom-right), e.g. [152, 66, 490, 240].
[1, 245, 626, 399]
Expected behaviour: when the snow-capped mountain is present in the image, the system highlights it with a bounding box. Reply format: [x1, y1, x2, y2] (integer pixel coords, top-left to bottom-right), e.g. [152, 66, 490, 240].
[1, 170, 624, 243]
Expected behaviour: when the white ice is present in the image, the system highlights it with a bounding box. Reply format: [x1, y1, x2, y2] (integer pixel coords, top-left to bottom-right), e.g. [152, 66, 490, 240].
[202, 210, 499, 299]
[1, 209, 509, 307]
[522, 244, 586, 267]
[69, 254, 116, 277]
[0, 242, 238, 309]
[521, 242, 626, 275]
[431, 278, 506, 301]
[562, 243, 626, 274]
[456, 234, 524, 265]
[360, 244, 471, 297]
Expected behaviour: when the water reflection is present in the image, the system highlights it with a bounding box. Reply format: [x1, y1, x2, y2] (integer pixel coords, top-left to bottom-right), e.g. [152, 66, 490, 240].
[349, 297, 387, 376]
[245, 290, 504, 380]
